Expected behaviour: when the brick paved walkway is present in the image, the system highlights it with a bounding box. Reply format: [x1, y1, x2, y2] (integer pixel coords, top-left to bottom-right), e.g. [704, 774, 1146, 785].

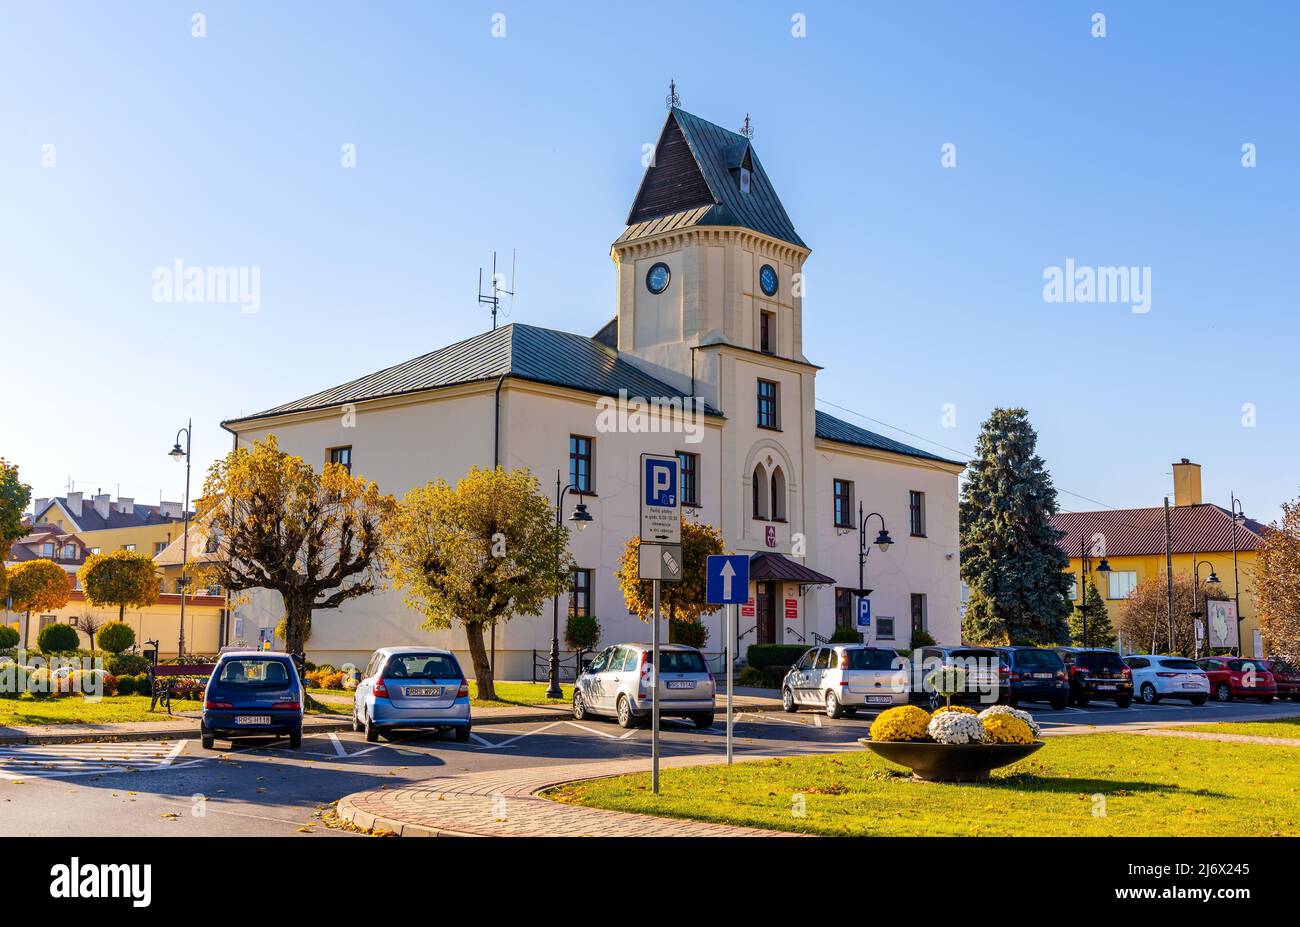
[336, 754, 803, 837]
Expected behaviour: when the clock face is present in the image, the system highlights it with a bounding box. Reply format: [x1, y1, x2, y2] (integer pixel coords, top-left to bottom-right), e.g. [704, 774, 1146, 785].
[759, 264, 778, 297]
[646, 262, 671, 295]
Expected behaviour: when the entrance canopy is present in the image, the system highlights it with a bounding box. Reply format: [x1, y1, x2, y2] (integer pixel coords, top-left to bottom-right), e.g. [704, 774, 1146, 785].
[748, 552, 836, 586]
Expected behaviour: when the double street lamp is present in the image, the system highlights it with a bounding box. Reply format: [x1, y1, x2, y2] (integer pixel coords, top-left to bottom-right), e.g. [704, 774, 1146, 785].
[548, 470, 593, 698]
[168, 420, 193, 658]
[1076, 534, 1111, 649]
[1190, 559, 1222, 658]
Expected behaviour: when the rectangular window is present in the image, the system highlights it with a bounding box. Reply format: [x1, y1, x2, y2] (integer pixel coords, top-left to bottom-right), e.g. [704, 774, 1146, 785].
[1107, 570, 1138, 600]
[41, 542, 54, 556]
[122, 544, 136, 552]
[676, 451, 699, 507]
[876, 617, 896, 641]
[909, 490, 926, 537]
[760, 310, 775, 354]
[833, 479, 854, 528]
[911, 593, 928, 634]
[328, 446, 352, 474]
[1066, 576, 1079, 600]
[569, 435, 593, 492]
[569, 568, 593, 618]
[154, 541, 168, 555]
[834, 588, 854, 631]
[757, 379, 779, 429]
[90, 547, 100, 555]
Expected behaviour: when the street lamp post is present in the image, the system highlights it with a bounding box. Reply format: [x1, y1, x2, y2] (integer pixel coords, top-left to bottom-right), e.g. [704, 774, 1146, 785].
[1230, 494, 1245, 655]
[1191, 559, 1221, 659]
[549, 469, 593, 699]
[1076, 533, 1111, 649]
[168, 420, 192, 659]
[856, 502, 893, 639]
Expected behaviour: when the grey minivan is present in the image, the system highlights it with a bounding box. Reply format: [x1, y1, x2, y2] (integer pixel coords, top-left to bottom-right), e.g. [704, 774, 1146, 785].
[573, 643, 716, 729]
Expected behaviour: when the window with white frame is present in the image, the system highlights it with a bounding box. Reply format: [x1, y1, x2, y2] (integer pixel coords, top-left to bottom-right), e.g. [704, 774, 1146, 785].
[1107, 571, 1138, 600]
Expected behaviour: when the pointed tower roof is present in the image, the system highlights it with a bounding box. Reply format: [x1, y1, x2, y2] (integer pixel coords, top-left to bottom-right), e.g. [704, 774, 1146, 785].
[621, 107, 807, 250]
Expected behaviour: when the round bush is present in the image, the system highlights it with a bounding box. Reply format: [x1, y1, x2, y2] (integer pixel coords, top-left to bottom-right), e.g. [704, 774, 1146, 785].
[564, 613, 601, 651]
[982, 713, 1034, 744]
[0, 626, 18, 649]
[116, 674, 135, 696]
[106, 653, 150, 677]
[96, 621, 136, 654]
[829, 627, 863, 644]
[868, 705, 931, 742]
[36, 623, 80, 653]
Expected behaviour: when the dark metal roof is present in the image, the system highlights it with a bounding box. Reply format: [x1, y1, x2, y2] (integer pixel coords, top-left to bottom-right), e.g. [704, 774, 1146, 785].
[623, 108, 807, 250]
[814, 410, 964, 466]
[224, 323, 721, 425]
[1051, 505, 1271, 558]
[35, 499, 187, 532]
[749, 552, 837, 585]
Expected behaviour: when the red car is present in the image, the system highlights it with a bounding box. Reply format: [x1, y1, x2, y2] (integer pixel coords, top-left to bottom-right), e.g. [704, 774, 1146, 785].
[1196, 657, 1277, 703]
[1259, 659, 1300, 702]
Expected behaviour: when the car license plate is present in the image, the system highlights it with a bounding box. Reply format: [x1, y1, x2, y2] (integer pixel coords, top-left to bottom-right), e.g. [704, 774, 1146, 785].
[405, 686, 441, 697]
[666, 680, 695, 689]
[1096, 684, 1116, 691]
[1033, 673, 1052, 679]
[867, 695, 892, 705]
[1182, 683, 1201, 689]
[235, 715, 271, 725]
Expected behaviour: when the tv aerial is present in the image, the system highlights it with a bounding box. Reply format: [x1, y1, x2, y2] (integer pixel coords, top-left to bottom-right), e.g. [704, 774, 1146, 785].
[478, 249, 516, 330]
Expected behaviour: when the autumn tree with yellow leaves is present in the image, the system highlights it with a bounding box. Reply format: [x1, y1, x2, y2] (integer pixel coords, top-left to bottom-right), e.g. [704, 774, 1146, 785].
[615, 518, 725, 645]
[78, 549, 160, 625]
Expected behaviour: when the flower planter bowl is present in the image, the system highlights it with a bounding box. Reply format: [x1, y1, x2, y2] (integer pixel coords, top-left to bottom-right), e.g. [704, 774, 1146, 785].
[860, 739, 1044, 782]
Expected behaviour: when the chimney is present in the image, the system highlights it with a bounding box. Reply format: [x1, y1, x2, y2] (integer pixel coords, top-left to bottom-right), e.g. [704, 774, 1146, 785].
[93, 493, 111, 519]
[1172, 458, 1203, 506]
[159, 501, 182, 519]
[33, 497, 50, 521]
[116, 497, 134, 515]
[65, 492, 83, 517]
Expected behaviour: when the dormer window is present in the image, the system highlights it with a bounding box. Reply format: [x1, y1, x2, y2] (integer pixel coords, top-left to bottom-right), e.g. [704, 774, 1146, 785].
[739, 167, 751, 194]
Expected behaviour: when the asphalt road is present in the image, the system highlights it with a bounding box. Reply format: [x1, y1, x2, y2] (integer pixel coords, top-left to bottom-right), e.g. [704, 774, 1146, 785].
[2, 697, 1294, 837]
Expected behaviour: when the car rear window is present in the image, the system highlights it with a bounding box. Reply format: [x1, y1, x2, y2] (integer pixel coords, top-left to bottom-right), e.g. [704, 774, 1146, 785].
[385, 654, 460, 678]
[950, 649, 997, 660]
[660, 651, 707, 673]
[845, 649, 897, 671]
[1229, 660, 1264, 673]
[217, 659, 293, 686]
[1267, 660, 1294, 674]
[1013, 649, 1063, 669]
[1158, 658, 1201, 671]
[1077, 651, 1125, 671]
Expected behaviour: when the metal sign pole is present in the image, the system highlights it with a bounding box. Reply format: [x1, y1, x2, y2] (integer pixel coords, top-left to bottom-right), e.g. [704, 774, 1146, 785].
[652, 578, 661, 794]
[726, 602, 734, 764]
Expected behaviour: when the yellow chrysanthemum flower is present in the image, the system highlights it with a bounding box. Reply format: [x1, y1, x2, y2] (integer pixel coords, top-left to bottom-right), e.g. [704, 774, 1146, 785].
[981, 713, 1035, 745]
[931, 704, 977, 716]
[868, 705, 931, 742]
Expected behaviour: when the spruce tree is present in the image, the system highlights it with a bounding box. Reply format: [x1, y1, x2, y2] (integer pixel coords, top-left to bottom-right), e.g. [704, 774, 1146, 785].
[1068, 577, 1115, 648]
[960, 408, 1073, 645]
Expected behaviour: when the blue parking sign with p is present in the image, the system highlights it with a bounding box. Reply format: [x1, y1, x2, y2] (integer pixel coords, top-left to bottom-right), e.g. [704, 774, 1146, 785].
[857, 596, 871, 628]
[644, 456, 676, 507]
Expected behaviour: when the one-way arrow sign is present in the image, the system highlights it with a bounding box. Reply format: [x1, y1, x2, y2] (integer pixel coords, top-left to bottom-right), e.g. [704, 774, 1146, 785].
[706, 554, 749, 605]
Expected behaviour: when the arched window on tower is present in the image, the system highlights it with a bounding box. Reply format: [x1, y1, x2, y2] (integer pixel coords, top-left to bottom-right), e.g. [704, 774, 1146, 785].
[751, 463, 768, 520]
[770, 466, 787, 521]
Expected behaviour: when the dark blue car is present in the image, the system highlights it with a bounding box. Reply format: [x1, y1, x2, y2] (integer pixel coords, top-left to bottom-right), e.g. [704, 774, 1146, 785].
[994, 647, 1069, 710]
[201, 652, 305, 750]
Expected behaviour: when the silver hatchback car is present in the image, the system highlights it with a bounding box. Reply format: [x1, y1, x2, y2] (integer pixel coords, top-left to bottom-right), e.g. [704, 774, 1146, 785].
[573, 643, 716, 729]
[782, 645, 909, 717]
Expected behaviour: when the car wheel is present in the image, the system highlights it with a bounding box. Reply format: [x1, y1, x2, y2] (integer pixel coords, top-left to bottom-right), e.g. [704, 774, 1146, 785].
[1050, 697, 1068, 711]
[1116, 695, 1132, 708]
[1141, 683, 1160, 704]
[455, 726, 471, 742]
[572, 691, 588, 721]
[364, 710, 379, 743]
[1075, 695, 1090, 706]
[1215, 683, 1231, 702]
[825, 690, 843, 719]
[201, 734, 215, 750]
[616, 695, 637, 729]
[1190, 696, 1207, 706]
[691, 713, 715, 730]
[782, 688, 796, 713]
[351, 707, 362, 733]
[289, 729, 302, 749]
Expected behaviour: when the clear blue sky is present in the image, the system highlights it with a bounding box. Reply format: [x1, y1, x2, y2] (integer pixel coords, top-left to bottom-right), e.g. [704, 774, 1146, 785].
[2, 1, 1296, 523]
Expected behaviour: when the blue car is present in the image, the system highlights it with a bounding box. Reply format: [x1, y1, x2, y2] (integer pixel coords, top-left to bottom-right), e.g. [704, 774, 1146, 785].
[353, 647, 471, 743]
[201, 652, 305, 750]
[994, 646, 1070, 710]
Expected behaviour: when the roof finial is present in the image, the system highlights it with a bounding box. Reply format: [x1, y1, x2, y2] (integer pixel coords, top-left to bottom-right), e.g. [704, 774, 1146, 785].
[666, 79, 680, 110]
[739, 113, 754, 139]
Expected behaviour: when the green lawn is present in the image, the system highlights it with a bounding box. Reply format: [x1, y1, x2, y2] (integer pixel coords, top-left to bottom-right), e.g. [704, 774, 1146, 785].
[1170, 716, 1300, 740]
[0, 695, 199, 726]
[307, 687, 352, 700]
[546, 733, 1300, 836]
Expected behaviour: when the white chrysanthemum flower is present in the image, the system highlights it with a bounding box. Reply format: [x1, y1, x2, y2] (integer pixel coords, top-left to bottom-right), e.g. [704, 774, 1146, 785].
[927, 710, 984, 744]
[979, 704, 1040, 736]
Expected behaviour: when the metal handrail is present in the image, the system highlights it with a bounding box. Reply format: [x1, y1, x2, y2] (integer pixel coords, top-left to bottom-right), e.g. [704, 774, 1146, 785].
[812, 632, 831, 645]
[785, 627, 806, 643]
[531, 648, 582, 684]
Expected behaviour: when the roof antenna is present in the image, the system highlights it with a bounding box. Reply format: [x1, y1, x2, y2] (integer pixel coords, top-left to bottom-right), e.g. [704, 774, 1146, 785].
[477, 250, 516, 331]
[666, 79, 680, 110]
[739, 113, 754, 139]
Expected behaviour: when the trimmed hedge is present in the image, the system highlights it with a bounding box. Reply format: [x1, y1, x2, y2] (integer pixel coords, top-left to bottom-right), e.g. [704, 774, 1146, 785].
[0, 627, 18, 649]
[96, 621, 136, 654]
[37, 623, 80, 653]
[829, 627, 864, 643]
[106, 653, 150, 677]
[746, 644, 808, 670]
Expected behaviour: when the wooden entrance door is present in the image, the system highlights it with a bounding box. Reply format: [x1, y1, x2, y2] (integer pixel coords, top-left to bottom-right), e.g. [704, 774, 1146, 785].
[755, 581, 776, 645]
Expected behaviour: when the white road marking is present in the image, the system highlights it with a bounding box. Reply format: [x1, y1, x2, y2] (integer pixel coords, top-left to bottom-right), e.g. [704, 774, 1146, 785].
[0, 740, 194, 780]
[327, 733, 349, 757]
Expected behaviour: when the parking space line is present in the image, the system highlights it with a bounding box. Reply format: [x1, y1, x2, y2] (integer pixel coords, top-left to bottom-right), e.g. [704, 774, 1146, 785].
[327, 733, 349, 757]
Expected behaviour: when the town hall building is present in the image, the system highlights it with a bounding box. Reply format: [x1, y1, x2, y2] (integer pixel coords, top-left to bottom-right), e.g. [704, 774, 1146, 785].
[220, 104, 965, 677]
